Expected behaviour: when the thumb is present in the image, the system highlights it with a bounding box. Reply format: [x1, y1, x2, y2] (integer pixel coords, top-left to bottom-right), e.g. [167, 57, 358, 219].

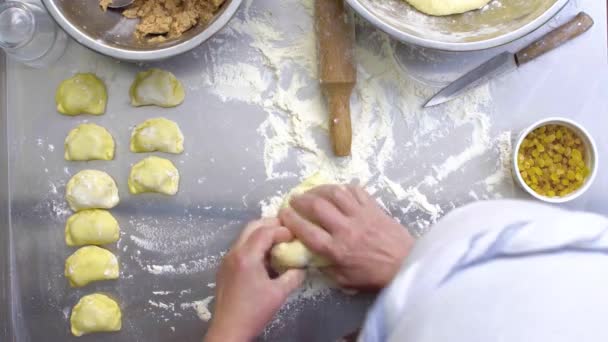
[274, 269, 306, 296]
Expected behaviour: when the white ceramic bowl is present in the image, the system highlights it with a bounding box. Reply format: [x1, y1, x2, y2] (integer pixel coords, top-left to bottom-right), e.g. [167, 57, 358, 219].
[512, 117, 598, 203]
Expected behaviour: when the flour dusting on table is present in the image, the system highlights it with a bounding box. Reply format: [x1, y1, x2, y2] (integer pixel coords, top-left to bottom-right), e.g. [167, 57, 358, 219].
[191, 0, 514, 330]
[202, 0, 509, 227]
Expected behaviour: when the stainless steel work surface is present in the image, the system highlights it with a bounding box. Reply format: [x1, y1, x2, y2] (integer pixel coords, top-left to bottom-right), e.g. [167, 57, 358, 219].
[1, 0, 607, 341]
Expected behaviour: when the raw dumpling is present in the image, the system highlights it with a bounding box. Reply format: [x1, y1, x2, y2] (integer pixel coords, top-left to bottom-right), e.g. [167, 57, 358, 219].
[270, 173, 332, 270]
[405, 0, 492, 16]
[65, 246, 119, 287]
[271, 240, 331, 270]
[66, 170, 120, 212]
[129, 68, 185, 107]
[130, 118, 184, 154]
[70, 293, 121, 336]
[65, 209, 120, 246]
[65, 123, 115, 161]
[56, 73, 107, 115]
[128, 156, 179, 195]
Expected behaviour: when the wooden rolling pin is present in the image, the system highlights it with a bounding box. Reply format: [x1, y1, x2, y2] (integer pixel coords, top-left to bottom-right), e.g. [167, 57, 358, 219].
[315, 0, 356, 157]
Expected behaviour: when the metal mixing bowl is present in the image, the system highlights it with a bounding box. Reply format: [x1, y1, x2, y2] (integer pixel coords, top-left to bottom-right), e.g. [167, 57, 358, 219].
[346, 0, 569, 51]
[41, 0, 243, 61]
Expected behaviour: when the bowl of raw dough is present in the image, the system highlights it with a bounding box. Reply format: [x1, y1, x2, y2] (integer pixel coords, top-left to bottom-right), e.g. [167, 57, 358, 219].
[346, 0, 569, 51]
[42, 0, 243, 61]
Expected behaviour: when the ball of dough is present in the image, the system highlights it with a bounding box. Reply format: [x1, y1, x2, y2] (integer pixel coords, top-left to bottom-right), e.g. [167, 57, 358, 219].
[405, 0, 492, 16]
[65, 123, 115, 161]
[271, 240, 331, 270]
[65, 246, 119, 287]
[66, 170, 120, 212]
[56, 73, 107, 115]
[65, 209, 120, 246]
[128, 156, 180, 195]
[130, 117, 184, 154]
[70, 293, 121, 336]
[270, 173, 333, 270]
[129, 68, 185, 108]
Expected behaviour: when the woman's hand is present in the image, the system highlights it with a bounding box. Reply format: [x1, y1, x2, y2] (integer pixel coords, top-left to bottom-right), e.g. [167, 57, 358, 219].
[205, 218, 306, 342]
[279, 185, 413, 291]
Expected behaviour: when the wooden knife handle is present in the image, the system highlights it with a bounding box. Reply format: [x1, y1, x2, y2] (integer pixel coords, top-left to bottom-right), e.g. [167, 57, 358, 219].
[515, 12, 594, 66]
[324, 84, 353, 157]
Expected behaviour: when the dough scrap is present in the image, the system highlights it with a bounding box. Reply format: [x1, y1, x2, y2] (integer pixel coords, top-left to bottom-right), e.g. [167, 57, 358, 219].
[128, 156, 180, 195]
[65, 209, 120, 246]
[65, 246, 119, 287]
[129, 69, 185, 108]
[66, 170, 120, 212]
[70, 293, 121, 336]
[56, 73, 107, 115]
[270, 173, 332, 270]
[405, 0, 492, 16]
[131, 118, 184, 154]
[65, 123, 115, 161]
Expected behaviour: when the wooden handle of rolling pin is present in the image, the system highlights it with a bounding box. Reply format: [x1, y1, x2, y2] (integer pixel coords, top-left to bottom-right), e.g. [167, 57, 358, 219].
[515, 12, 594, 66]
[324, 84, 353, 156]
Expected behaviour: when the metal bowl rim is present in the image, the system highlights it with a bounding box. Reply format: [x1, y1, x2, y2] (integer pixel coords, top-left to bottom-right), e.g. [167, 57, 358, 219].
[41, 0, 244, 61]
[345, 0, 570, 51]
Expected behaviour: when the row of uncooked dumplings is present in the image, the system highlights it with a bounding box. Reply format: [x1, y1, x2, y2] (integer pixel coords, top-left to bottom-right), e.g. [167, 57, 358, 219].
[58, 69, 186, 336]
[66, 117, 184, 161]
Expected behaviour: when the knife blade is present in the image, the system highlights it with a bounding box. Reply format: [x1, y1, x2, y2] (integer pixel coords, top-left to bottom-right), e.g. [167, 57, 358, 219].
[424, 12, 594, 108]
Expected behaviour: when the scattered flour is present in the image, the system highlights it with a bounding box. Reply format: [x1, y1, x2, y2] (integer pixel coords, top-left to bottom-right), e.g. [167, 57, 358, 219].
[204, 0, 509, 229]
[31, 0, 514, 336]
[190, 0, 514, 325]
[181, 296, 215, 322]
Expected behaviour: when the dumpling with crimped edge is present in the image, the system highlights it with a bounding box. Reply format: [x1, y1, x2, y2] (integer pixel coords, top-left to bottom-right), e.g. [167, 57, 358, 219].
[65, 209, 120, 246]
[70, 293, 121, 336]
[128, 156, 180, 195]
[65, 246, 119, 287]
[131, 117, 184, 154]
[65, 123, 115, 161]
[56, 73, 107, 115]
[129, 68, 185, 108]
[270, 172, 332, 270]
[66, 170, 119, 212]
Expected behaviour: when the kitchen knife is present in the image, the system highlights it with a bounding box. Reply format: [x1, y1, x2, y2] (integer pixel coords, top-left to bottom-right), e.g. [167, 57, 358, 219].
[424, 12, 594, 108]
[316, 0, 356, 157]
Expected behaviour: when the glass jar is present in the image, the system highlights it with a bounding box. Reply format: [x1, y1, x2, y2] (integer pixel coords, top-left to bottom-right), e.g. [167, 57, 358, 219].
[0, 1, 67, 68]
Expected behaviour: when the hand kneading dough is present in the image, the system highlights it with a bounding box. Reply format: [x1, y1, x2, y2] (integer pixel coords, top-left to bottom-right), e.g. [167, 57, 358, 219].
[65, 209, 120, 246]
[70, 293, 121, 336]
[130, 118, 184, 154]
[270, 173, 332, 270]
[128, 156, 179, 195]
[65, 123, 115, 161]
[66, 170, 119, 212]
[405, 0, 492, 16]
[56, 73, 107, 115]
[65, 246, 119, 287]
[129, 68, 185, 107]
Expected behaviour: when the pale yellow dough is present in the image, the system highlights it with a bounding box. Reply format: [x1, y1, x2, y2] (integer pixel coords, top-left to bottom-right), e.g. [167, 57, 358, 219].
[270, 173, 332, 270]
[131, 118, 184, 154]
[66, 170, 120, 212]
[65, 209, 120, 246]
[128, 156, 180, 195]
[70, 293, 121, 336]
[405, 0, 492, 16]
[129, 68, 185, 108]
[65, 246, 119, 287]
[65, 123, 115, 161]
[56, 73, 107, 115]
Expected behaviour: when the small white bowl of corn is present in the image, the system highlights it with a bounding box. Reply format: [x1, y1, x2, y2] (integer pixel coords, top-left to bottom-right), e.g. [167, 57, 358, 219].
[513, 117, 598, 203]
